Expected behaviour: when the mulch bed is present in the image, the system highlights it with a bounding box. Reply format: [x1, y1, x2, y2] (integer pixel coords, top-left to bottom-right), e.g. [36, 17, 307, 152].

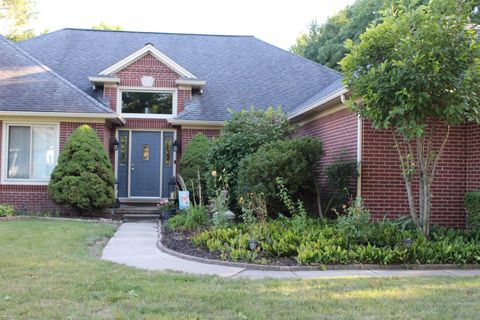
[161, 227, 298, 266]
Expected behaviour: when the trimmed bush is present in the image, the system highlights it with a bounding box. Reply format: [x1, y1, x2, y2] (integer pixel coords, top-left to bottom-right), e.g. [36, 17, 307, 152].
[207, 107, 294, 207]
[465, 191, 480, 230]
[179, 133, 211, 202]
[48, 125, 115, 212]
[0, 204, 15, 217]
[237, 137, 322, 214]
[324, 157, 357, 214]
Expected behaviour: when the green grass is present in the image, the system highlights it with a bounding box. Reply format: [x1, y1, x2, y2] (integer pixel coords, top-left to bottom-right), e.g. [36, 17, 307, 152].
[0, 220, 479, 319]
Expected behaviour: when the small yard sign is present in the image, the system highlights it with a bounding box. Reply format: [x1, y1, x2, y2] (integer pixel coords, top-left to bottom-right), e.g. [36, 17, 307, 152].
[178, 191, 190, 210]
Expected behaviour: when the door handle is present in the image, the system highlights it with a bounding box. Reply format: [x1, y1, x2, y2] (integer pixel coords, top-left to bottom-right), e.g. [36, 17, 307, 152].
[131, 163, 135, 172]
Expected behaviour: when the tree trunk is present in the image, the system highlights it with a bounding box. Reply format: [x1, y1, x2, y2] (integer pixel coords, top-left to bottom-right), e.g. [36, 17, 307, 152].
[314, 179, 323, 219]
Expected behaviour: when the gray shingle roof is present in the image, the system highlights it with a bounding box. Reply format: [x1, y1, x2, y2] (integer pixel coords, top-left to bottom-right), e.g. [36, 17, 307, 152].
[0, 35, 113, 113]
[19, 28, 342, 120]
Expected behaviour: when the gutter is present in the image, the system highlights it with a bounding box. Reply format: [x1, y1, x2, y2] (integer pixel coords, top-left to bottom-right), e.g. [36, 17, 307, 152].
[0, 111, 125, 124]
[288, 87, 349, 120]
[167, 119, 224, 127]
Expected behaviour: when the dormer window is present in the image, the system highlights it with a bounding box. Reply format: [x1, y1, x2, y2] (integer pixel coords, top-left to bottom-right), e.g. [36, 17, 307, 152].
[119, 88, 177, 118]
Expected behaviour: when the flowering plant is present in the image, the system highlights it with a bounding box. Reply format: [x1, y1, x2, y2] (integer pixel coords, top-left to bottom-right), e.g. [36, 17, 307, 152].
[158, 199, 175, 210]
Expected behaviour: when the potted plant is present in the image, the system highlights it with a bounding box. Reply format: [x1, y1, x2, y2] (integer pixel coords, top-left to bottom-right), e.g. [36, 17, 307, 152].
[158, 199, 176, 221]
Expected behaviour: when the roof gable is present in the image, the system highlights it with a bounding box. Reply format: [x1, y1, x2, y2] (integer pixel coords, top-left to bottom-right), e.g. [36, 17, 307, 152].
[0, 35, 113, 114]
[99, 44, 197, 79]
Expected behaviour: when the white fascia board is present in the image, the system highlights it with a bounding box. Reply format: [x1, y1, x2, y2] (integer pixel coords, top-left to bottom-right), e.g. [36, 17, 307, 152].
[98, 44, 197, 79]
[88, 76, 121, 84]
[288, 87, 349, 120]
[167, 118, 224, 127]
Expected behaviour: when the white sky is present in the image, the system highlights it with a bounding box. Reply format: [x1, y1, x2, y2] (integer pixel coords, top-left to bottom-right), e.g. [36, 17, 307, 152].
[30, 0, 355, 49]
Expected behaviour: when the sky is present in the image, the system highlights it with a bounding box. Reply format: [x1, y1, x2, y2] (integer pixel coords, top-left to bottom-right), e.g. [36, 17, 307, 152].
[30, 0, 355, 49]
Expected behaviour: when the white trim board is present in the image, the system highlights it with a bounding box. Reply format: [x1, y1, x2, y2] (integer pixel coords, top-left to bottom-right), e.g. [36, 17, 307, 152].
[99, 44, 197, 79]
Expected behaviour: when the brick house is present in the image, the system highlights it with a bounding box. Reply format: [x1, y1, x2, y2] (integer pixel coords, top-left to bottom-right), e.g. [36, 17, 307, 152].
[0, 29, 478, 226]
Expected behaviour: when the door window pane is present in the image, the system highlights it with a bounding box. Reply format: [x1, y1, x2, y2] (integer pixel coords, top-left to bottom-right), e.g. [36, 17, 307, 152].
[7, 126, 30, 179]
[122, 91, 173, 114]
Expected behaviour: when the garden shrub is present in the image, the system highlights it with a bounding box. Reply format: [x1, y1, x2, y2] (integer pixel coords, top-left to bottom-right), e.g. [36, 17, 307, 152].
[237, 137, 322, 215]
[465, 190, 480, 230]
[324, 156, 357, 214]
[167, 205, 209, 232]
[0, 204, 15, 217]
[48, 125, 115, 212]
[206, 107, 294, 209]
[180, 133, 211, 203]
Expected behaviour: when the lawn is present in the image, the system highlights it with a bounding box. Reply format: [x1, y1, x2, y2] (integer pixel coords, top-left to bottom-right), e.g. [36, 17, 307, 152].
[0, 220, 479, 319]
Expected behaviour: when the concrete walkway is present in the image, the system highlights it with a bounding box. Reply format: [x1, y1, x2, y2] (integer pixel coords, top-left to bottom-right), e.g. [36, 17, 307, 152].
[102, 222, 480, 279]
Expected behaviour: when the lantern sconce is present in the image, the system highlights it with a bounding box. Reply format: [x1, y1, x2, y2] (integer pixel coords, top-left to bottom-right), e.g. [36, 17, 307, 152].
[110, 137, 120, 151]
[172, 140, 181, 152]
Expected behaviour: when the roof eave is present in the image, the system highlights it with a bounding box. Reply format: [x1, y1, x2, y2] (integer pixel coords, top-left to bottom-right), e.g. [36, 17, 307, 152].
[288, 87, 349, 120]
[88, 76, 121, 85]
[0, 110, 125, 123]
[175, 79, 207, 88]
[167, 118, 224, 127]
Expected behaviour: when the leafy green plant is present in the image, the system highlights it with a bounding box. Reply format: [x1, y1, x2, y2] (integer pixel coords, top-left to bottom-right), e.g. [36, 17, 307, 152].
[48, 125, 115, 212]
[167, 205, 209, 232]
[465, 191, 480, 230]
[324, 155, 357, 214]
[239, 192, 268, 225]
[0, 204, 15, 217]
[207, 107, 294, 209]
[237, 137, 322, 215]
[179, 133, 211, 204]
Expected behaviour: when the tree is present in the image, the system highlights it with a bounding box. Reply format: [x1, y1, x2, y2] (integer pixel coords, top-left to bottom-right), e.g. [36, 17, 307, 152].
[179, 133, 211, 203]
[290, 0, 428, 70]
[92, 22, 122, 31]
[340, 0, 480, 236]
[0, 0, 37, 41]
[48, 125, 115, 212]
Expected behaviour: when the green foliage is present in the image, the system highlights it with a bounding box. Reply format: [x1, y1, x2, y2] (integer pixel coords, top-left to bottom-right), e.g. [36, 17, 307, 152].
[91, 22, 123, 30]
[179, 133, 211, 202]
[48, 125, 115, 212]
[207, 107, 293, 208]
[0, 0, 37, 41]
[193, 215, 480, 265]
[290, 0, 421, 70]
[324, 155, 357, 213]
[275, 177, 308, 219]
[340, 0, 480, 139]
[465, 191, 480, 230]
[237, 137, 322, 213]
[167, 205, 209, 232]
[0, 204, 15, 217]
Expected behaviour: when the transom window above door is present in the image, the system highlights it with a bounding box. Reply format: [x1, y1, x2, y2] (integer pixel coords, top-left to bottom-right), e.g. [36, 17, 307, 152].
[121, 90, 175, 117]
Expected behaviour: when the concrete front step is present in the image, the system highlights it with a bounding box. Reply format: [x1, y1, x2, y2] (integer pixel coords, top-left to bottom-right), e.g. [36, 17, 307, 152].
[123, 214, 161, 222]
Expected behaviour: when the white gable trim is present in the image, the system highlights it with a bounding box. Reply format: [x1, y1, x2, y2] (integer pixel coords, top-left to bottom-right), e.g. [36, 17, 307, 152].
[98, 44, 197, 79]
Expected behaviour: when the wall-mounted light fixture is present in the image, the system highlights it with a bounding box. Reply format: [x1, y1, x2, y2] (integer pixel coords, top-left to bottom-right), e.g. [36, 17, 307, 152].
[172, 140, 181, 152]
[110, 137, 120, 151]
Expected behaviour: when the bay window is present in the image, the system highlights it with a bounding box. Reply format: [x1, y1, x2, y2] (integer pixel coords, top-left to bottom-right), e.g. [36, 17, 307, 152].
[5, 124, 58, 182]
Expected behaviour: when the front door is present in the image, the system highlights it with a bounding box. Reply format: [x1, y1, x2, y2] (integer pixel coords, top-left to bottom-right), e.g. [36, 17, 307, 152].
[130, 131, 161, 197]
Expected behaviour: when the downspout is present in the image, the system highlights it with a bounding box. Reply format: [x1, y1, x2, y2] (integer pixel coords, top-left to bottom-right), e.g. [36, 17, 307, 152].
[341, 93, 362, 198]
[356, 115, 362, 198]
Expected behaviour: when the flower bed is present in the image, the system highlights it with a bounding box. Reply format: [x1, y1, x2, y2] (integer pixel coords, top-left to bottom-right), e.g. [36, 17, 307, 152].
[187, 215, 480, 266]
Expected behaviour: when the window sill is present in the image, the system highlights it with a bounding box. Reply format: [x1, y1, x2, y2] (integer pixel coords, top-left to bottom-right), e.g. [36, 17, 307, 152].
[1, 180, 50, 186]
[121, 114, 175, 119]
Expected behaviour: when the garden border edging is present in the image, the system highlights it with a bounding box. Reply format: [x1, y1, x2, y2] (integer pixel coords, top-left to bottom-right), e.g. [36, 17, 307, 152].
[0, 216, 119, 224]
[156, 222, 480, 272]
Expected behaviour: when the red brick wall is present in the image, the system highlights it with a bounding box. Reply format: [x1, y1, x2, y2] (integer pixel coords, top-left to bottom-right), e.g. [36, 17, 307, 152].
[296, 107, 358, 188]
[467, 123, 480, 191]
[361, 121, 469, 228]
[0, 121, 108, 213]
[180, 128, 221, 147]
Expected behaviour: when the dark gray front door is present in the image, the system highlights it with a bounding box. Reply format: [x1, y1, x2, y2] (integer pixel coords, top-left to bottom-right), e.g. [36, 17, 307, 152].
[130, 131, 161, 197]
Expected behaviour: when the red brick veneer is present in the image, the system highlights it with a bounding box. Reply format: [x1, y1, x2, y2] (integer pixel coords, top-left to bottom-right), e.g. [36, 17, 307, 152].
[181, 128, 221, 147]
[296, 108, 358, 188]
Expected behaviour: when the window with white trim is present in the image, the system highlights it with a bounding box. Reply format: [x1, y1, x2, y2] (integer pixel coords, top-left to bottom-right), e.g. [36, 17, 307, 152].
[121, 91, 174, 115]
[5, 124, 58, 182]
